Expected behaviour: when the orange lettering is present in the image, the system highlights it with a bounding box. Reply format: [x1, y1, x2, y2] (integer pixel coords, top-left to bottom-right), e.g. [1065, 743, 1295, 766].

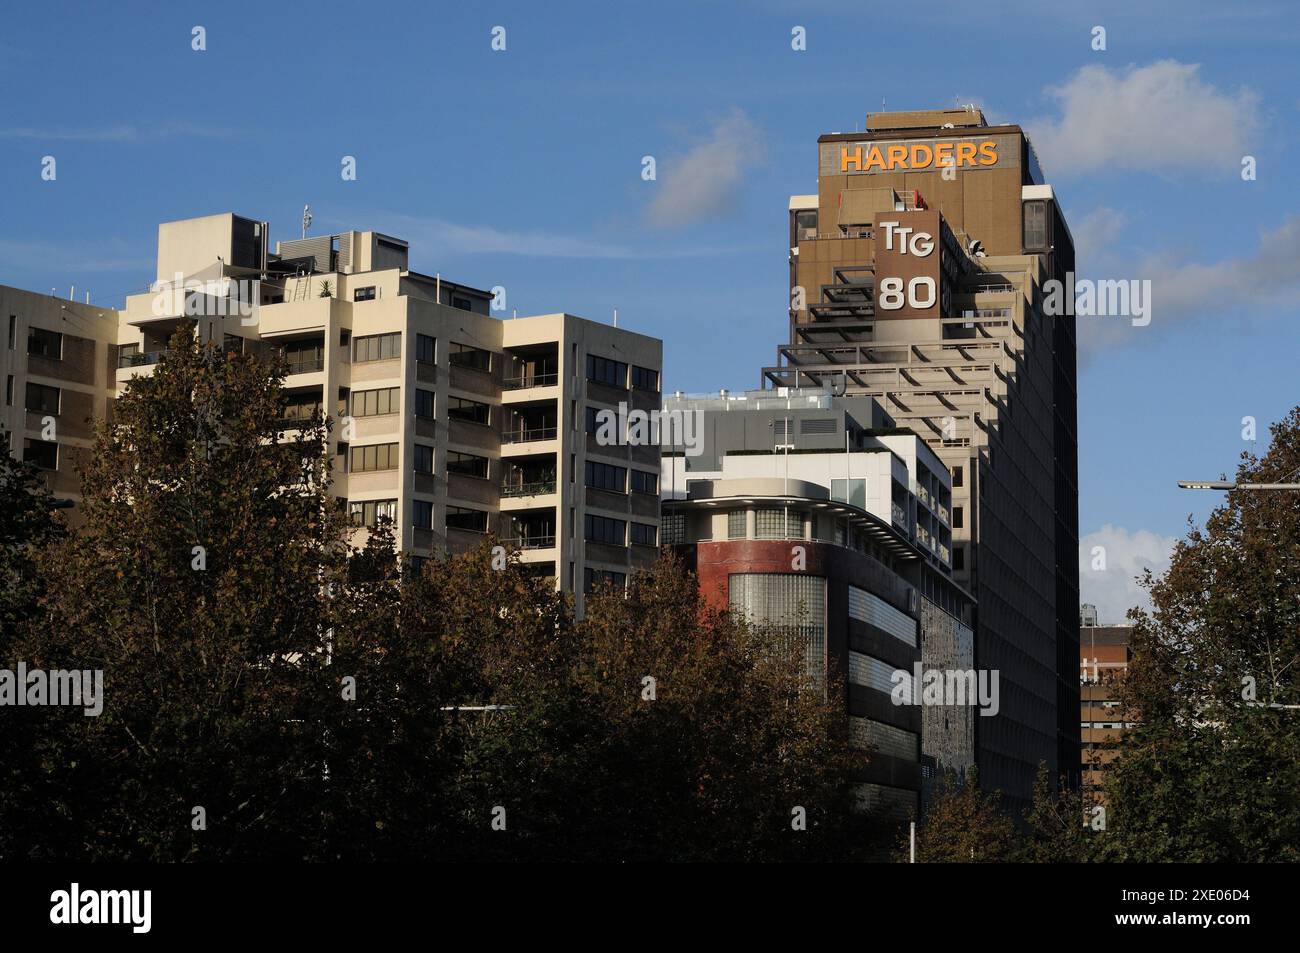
[864, 146, 887, 172]
[840, 146, 863, 172]
[933, 142, 955, 170]
[886, 145, 908, 170]
[955, 142, 978, 167]
[978, 140, 998, 166]
[911, 143, 933, 169]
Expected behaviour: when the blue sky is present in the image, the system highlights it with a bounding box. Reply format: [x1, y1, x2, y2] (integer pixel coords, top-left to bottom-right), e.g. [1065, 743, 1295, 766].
[2, 0, 1298, 620]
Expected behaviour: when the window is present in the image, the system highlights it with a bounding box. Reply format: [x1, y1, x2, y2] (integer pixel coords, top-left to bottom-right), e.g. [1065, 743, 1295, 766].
[729, 573, 827, 683]
[353, 286, 377, 302]
[349, 499, 397, 528]
[952, 465, 963, 488]
[584, 567, 626, 594]
[352, 387, 400, 417]
[350, 443, 399, 472]
[584, 405, 603, 434]
[281, 339, 324, 374]
[7, 315, 15, 349]
[414, 389, 435, 419]
[830, 478, 866, 510]
[584, 514, 626, 546]
[629, 469, 658, 495]
[953, 546, 965, 571]
[953, 506, 964, 529]
[629, 522, 657, 546]
[586, 354, 627, 388]
[447, 396, 489, 426]
[23, 439, 58, 470]
[25, 382, 60, 415]
[5, 376, 11, 406]
[1023, 200, 1048, 251]
[728, 510, 747, 539]
[661, 512, 686, 545]
[412, 499, 434, 530]
[446, 451, 488, 478]
[756, 508, 802, 539]
[413, 444, 434, 474]
[446, 506, 487, 533]
[451, 295, 472, 311]
[353, 332, 400, 363]
[631, 365, 659, 392]
[449, 342, 491, 371]
[416, 333, 436, 364]
[27, 327, 62, 360]
[282, 392, 322, 421]
[585, 460, 626, 492]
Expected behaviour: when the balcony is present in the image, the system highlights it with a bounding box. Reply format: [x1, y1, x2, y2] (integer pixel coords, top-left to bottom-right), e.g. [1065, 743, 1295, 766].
[118, 349, 168, 369]
[501, 480, 556, 498]
[503, 372, 559, 390]
[891, 502, 908, 526]
[503, 535, 556, 550]
[502, 426, 558, 444]
[284, 356, 325, 375]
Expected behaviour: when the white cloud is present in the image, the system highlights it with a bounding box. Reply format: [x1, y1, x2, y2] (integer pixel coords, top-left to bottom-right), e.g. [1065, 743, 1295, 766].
[646, 110, 763, 228]
[1079, 524, 1178, 625]
[1029, 60, 1259, 176]
[1076, 213, 1300, 357]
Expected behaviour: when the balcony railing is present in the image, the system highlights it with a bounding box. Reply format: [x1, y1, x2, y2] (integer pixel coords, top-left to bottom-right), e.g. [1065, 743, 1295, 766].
[501, 480, 557, 498]
[503, 535, 556, 550]
[283, 357, 325, 375]
[891, 502, 907, 526]
[118, 349, 168, 369]
[503, 372, 559, 390]
[502, 426, 558, 444]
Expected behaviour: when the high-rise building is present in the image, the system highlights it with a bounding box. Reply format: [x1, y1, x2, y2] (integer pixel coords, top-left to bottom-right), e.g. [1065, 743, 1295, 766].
[763, 107, 1080, 807]
[661, 388, 976, 819]
[4, 212, 663, 609]
[1080, 621, 1133, 803]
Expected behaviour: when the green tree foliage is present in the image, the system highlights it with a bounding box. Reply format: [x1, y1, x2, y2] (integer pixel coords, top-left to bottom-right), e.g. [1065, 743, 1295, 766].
[0, 426, 63, 637]
[1101, 408, 1300, 861]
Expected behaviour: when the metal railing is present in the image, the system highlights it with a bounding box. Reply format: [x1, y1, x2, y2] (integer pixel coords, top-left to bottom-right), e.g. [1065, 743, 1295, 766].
[503, 535, 556, 550]
[503, 372, 559, 390]
[283, 357, 325, 374]
[502, 426, 558, 444]
[501, 480, 557, 498]
[118, 349, 168, 369]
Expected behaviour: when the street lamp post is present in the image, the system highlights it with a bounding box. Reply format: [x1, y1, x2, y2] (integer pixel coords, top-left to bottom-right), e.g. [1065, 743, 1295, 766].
[1178, 466, 1300, 492]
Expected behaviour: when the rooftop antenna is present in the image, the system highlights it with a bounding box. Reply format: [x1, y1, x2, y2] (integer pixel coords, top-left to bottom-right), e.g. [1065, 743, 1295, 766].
[613, 308, 619, 328]
[301, 205, 312, 239]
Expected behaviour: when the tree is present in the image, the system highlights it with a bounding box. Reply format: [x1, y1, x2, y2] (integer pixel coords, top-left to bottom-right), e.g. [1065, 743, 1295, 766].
[1020, 763, 1097, 863]
[2, 326, 350, 861]
[0, 426, 63, 638]
[1101, 407, 1300, 861]
[905, 768, 1020, 862]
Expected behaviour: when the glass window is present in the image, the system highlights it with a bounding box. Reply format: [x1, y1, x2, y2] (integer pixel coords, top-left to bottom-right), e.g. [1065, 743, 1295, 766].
[349, 499, 397, 527]
[755, 508, 803, 539]
[584, 514, 626, 546]
[353, 332, 400, 363]
[413, 444, 434, 474]
[353, 286, 377, 302]
[414, 388, 435, 419]
[586, 354, 627, 388]
[352, 387, 400, 417]
[452, 295, 472, 311]
[728, 509, 747, 539]
[446, 506, 487, 532]
[830, 478, 866, 510]
[729, 573, 827, 684]
[585, 460, 626, 492]
[446, 451, 488, 478]
[661, 512, 686, 545]
[953, 506, 964, 529]
[412, 499, 433, 530]
[416, 334, 436, 364]
[281, 339, 324, 373]
[449, 342, 491, 371]
[584, 567, 626, 594]
[1023, 200, 1048, 251]
[24, 382, 60, 415]
[350, 443, 399, 472]
[23, 439, 58, 470]
[631, 365, 659, 392]
[629, 470, 658, 494]
[447, 396, 489, 425]
[952, 466, 964, 488]
[630, 522, 657, 546]
[27, 327, 62, 359]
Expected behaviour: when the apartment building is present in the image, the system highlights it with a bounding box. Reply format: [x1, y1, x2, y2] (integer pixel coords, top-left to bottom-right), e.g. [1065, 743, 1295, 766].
[6, 212, 663, 607]
[762, 107, 1080, 809]
[1080, 622, 1133, 803]
[1, 286, 119, 513]
[661, 389, 976, 819]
